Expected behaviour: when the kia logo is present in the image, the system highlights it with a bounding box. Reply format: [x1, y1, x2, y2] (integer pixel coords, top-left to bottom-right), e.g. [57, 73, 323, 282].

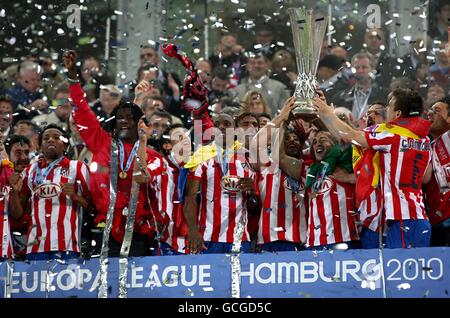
[34, 183, 62, 199]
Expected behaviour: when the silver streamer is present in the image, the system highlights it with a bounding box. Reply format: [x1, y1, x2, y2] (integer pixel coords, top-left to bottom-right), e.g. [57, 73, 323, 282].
[4, 260, 13, 298]
[230, 208, 248, 298]
[118, 175, 141, 298]
[98, 140, 119, 298]
[287, 8, 328, 118]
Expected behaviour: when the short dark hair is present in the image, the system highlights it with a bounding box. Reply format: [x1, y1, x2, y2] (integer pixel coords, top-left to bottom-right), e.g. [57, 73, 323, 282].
[437, 96, 450, 110]
[38, 124, 70, 146]
[235, 112, 259, 126]
[0, 95, 13, 105]
[149, 110, 173, 125]
[15, 119, 41, 134]
[256, 112, 272, 120]
[5, 134, 31, 155]
[369, 101, 387, 108]
[390, 88, 424, 118]
[212, 66, 229, 81]
[137, 62, 158, 80]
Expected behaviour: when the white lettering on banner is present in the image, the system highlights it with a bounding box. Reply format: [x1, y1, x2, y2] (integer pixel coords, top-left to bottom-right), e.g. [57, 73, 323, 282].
[7, 257, 444, 294]
[242, 258, 445, 285]
[131, 266, 144, 288]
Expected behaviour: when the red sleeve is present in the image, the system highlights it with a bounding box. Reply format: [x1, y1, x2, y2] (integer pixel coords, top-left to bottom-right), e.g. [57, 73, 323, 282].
[20, 165, 31, 198]
[69, 83, 111, 152]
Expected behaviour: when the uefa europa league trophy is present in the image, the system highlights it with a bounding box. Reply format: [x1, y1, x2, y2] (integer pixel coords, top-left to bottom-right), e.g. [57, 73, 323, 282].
[288, 8, 328, 119]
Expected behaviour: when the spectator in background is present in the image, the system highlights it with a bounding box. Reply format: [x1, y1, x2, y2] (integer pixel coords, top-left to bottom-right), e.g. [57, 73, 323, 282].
[137, 47, 183, 102]
[0, 96, 14, 142]
[240, 90, 271, 115]
[6, 61, 47, 110]
[317, 54, 349, 104]
[425, 83, 447, 111]
[195, 58, 212, 90]
[92, 84, 121, 132]
[249, 24, 284, 60]
[80, 56, 107, 103]
[330, 46, 349, 62]
[232, 52, 290, 116]
[389, 77, 416, 92]
[331, 52, 389, 127]
[256, 112, 271, 128]
[429, 41, 450, 90]
[428, 1, 450, 42]
[32, 84, 72, 131]
[362, 28, 398, 89]
[208, 66, 231, 104]
[209, 34, 247, 86]
[398, 35, 432, 81]
[13, 120, 41, 158]
[270, 49, 297, 94]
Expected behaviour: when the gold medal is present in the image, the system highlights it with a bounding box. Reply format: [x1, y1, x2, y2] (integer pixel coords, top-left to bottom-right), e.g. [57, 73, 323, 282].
[119, 171, 128, 179]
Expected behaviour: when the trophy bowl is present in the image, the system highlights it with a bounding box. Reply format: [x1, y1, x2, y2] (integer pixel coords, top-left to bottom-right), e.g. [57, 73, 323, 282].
[288, 8, 328, 121]
[221, 175, 241, 193]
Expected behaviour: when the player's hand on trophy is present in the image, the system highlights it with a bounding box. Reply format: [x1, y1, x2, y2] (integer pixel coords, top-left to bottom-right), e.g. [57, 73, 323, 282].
[312, 96, 333, 115]
[279, 96, 297, 122]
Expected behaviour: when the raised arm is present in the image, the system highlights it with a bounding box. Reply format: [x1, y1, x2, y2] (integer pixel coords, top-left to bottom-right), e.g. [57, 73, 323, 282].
[313, 97, 368, 148]
[63, 50, 110, 151]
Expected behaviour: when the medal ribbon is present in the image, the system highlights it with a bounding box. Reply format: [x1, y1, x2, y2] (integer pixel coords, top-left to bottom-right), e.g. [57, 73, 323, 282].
[34, 156, 65, 184]
[118, 140, 139, 174]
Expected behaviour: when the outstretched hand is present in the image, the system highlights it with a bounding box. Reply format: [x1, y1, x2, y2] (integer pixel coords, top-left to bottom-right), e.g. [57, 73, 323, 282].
[62, 50, 78, 79]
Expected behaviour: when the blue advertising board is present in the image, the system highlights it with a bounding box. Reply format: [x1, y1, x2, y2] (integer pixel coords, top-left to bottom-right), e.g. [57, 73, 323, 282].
[0, 247, 448, 298]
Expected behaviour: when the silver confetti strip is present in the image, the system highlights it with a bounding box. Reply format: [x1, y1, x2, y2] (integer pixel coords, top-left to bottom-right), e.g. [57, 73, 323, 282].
[98, 140, 120, 298]
[118, 176, 140, 298]
[4, 260, 13, 298]
[230, 209, 248, 298]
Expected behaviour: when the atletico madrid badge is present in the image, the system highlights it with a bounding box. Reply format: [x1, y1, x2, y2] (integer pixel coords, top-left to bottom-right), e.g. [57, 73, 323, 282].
[119, 171, 128, 179]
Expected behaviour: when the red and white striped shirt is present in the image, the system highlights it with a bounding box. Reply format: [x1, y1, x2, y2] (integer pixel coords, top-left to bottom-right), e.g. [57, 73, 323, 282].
[21, 158, 90, 254]
[365, 125, 431, 221]
[155, 157, 187, 253]
[0, 166, 14, 258]
[257, 163, 308, 244]
[359, 187, 384, 232]
[307, 177, 359, 247]
[188, 153, 254, 243]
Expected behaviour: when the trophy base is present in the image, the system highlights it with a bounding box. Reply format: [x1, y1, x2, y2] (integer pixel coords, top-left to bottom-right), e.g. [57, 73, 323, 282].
[291, 105, 318, 121]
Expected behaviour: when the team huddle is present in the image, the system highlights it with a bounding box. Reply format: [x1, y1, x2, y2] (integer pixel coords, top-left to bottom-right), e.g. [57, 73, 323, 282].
[0, 48, 449, 262]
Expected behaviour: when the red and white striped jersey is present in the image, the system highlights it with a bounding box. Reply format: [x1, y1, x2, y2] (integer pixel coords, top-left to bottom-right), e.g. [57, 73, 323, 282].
[257, 163, 308, 244]
[188, 153, 254, 243]
[306, 177, 359, 247]
[155, 157, 187, 253]
[21, 158, 90, 254]
[358, 187, 384, 232]
[365, 126, 431, 221]
[0, 166, 14, 258]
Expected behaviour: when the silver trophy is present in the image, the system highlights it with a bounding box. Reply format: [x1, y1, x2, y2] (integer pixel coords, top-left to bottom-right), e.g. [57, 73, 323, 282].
[288, 8, 328, 119]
